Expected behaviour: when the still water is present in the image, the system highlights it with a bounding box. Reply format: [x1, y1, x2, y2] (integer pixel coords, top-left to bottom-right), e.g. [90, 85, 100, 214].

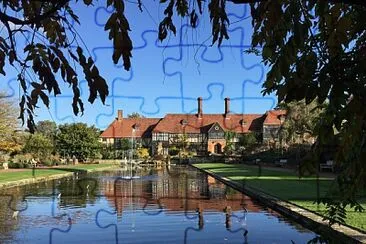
[0, 165, 323, 243]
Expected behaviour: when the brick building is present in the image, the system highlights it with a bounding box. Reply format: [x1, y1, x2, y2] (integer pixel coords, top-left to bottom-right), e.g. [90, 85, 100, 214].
[100, 97, 286, 155]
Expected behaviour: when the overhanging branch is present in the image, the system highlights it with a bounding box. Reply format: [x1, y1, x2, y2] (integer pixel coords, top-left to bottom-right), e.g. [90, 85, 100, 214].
[0, 0, 69, 25]
[228, 0, 366, 7]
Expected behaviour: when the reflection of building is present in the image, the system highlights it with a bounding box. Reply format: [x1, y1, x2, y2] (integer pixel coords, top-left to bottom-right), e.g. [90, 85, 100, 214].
[101, 168, 262, 216]
[100, 98, 286, 155]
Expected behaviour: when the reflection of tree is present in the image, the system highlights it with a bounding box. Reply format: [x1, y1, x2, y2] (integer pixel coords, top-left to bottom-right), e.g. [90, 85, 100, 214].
[0, 194, 19, 240]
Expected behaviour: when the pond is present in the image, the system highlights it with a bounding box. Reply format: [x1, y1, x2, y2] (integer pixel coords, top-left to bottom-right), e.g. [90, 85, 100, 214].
[0, 165, 325, 243]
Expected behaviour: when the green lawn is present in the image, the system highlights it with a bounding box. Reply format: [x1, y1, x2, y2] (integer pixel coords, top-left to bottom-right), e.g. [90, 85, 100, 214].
[0, 164, 117, 184]
[194, 163, 366, 231]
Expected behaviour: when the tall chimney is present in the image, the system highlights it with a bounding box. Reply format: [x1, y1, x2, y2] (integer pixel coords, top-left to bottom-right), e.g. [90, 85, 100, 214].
[225, 98, 230, 118]
[197, 97, 203, 118]
[117, 110, 123, 121]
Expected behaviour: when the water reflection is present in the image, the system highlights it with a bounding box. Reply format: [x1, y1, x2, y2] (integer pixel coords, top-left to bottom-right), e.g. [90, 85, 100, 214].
[0, 165, 324, 243]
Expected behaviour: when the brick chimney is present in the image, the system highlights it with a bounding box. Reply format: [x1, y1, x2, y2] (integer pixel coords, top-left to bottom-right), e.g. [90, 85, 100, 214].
[224, 97, 230, 118]
[197, 97, 203, 118]
[117, 110, 123, 121]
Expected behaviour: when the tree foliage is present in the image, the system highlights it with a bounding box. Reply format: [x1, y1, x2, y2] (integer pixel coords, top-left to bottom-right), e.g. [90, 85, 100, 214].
[56, 123, 102, 160]
[0, 92, 22, 153]
[127, 112, 145, 118]
[278, 100, 324, 145]
[239, 132, 257, 150]
[35, 120, 57, 140]
[224, 131, 236, 155]
[136, 147, 149, 160]
[23, 132, 54, 160]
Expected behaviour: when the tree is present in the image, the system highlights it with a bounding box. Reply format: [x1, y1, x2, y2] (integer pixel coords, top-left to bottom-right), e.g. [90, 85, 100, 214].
[119, 138, 132, 151]
[224, 131, 236, 155]
[127, 112, 145, 118]
[239, 132, 257, 152]
[23, 133, 54, 160]
[278, 100, 324, 145]
[0, 93, 22, 153]
[56, 123, 102, 160]
[35, 120, 57, 140]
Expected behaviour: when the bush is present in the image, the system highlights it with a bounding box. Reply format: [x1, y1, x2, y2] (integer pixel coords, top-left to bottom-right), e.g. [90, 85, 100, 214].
[0, 153, 10, 164]
[12, 153, 33, 164]
[168, 146, 179, 156]
[8, 162, 24, 168]
[137, 148, 149, 160]
[42, 161, 55, 167]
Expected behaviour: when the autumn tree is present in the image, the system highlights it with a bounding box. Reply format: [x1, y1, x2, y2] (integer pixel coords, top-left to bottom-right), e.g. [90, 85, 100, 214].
[0, 92, 22, 153]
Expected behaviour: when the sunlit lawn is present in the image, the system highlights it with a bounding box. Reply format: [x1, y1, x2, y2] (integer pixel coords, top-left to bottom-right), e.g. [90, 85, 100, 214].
[194, 163, 366, 231]
[0, 164, 117, 184]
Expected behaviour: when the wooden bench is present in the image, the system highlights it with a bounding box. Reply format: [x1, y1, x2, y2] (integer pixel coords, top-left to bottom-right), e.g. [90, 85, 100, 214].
[320, 160, 334, 172]
[275, 159, 288, 167]
[253, 158, 261, 164]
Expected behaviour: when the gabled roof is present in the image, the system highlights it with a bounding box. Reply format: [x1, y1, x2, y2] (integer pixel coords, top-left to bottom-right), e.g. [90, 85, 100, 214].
[207, 122, 225, 134]
[152, 114, 265, 134]
[263, 110, 287, 125]
[100, 118, 161, 138]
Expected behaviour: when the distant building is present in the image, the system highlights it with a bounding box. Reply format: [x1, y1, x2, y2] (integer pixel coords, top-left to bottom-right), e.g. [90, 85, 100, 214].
[100, 97, 286, 155]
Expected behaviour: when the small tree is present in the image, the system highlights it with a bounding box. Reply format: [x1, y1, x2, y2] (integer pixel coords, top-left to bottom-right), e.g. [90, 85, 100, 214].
[278, 100, 324, 145]
[56, 123, 102, 161]
[239, 133, 257, 153]
[137, 148, 149, 160]
[224, 131, 236, 156]
[23, 133, 54, 160]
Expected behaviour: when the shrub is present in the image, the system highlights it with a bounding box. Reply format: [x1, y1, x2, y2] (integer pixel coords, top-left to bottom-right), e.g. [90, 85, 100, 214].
[137, 148, 149, 160]
[42, 161, 55, 167]
[8, 162, 24, 168]
[12, 153, 33, 164]
[0, 153, 10, 164]
[168, 146, 179, 156]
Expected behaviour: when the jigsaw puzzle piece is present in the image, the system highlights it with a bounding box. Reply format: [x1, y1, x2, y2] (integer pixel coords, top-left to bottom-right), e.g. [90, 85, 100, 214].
[92, 30, 183, 116]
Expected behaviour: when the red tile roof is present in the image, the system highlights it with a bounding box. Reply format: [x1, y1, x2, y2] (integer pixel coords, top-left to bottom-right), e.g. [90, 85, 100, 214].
[263, 110, 287, 125]
[100, 118, 161, 138]
[152, 113, 265, 134]
[100, 110, 286, 138]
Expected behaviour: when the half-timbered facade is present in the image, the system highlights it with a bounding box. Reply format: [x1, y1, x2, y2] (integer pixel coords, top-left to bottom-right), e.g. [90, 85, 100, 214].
[100, 97, 286, 155]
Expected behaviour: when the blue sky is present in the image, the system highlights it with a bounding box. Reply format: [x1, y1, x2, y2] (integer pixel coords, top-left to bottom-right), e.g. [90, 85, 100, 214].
[0, 1, 276, 129]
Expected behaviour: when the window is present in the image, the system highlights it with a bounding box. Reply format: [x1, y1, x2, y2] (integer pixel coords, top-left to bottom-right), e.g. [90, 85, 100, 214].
[187, 134, 199, 143]
[154, 133, 169, 141]
[263, 126, 280, 140]
[209, 132, 224, 139]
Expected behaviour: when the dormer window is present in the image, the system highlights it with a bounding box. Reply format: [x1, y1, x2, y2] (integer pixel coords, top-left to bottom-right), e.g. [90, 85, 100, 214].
[279, 115, 286, 123]
[181, 119, 188, 126]
[133, 123, 140, 130]
[240, 119, 246, 127]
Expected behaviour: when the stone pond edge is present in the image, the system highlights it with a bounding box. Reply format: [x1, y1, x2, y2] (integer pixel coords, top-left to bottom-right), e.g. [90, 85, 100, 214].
[191, 164, 366, 244]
